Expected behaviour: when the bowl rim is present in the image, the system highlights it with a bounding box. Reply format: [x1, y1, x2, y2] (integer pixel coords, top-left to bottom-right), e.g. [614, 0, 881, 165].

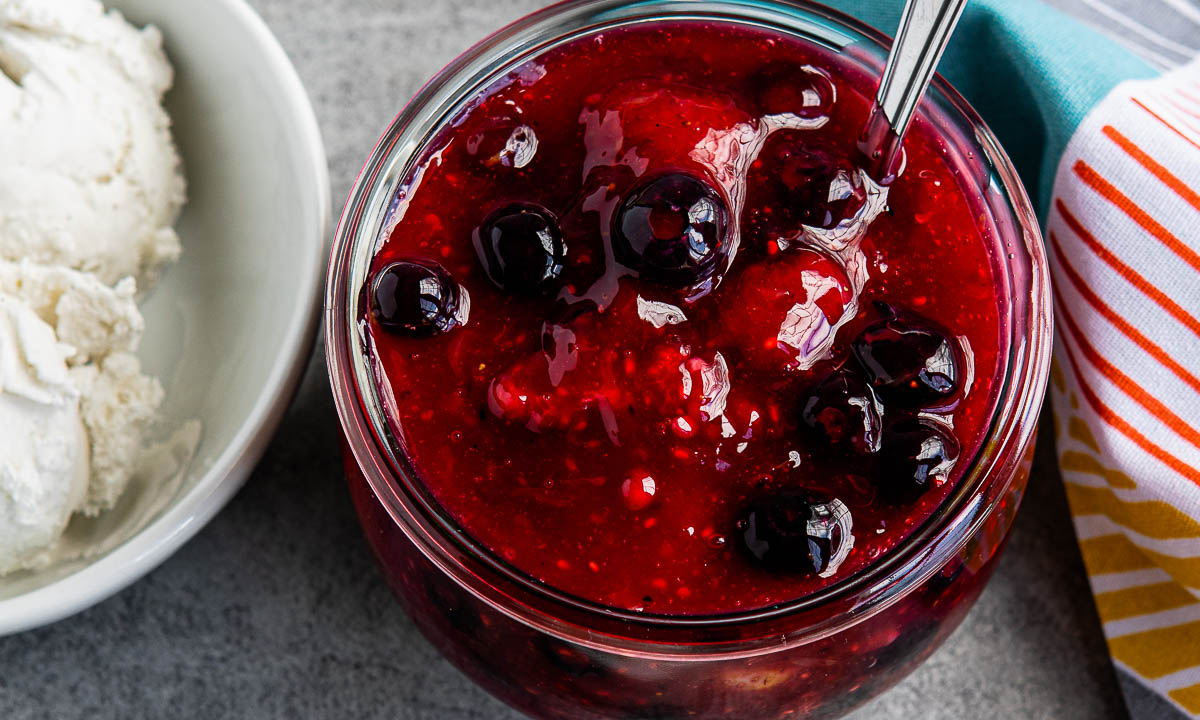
[0, 0, 331, 636]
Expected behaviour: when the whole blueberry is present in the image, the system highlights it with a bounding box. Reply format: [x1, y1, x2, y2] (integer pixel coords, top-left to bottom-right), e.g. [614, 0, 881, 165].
[876, 418, 960, 503]
[613, 173, 730, 287]
[371, 258, 466, 336]
[760, 137, 866, 231]
[851, 304, 962, 407]
[799, 369, 884, 455]
[753, 65, 836, 119]
[739, 494, 852, 575]
[474, 204, 566, 295]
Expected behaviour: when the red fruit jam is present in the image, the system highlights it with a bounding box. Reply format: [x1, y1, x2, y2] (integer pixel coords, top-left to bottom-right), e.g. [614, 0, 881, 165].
[364, 21, 1002, 616]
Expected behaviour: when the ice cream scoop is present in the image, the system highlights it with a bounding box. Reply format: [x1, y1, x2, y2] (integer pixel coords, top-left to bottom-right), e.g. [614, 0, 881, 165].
[0, 0, 185, 288]
[0, 293, 89, 574]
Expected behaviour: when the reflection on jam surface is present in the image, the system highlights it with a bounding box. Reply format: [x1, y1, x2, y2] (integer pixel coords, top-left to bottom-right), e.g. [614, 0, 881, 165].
[365, 21, 1003, 615]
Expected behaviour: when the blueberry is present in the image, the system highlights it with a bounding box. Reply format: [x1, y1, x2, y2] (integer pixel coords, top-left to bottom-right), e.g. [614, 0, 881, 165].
[877, 418, 959, 503]
[371, 258, 466, 336]
[613, 173, 729, 287]
[753, 65, 836, 119]
[474, 204, 566, 295]
[766, 138, 866, 230]
[799, 370, 883, 455]
[739, 494, 853, 575]
[851, 305, 962, 407]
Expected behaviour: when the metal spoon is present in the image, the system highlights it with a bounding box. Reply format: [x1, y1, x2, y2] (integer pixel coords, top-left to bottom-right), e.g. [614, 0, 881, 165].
[859, 0, 968, 182]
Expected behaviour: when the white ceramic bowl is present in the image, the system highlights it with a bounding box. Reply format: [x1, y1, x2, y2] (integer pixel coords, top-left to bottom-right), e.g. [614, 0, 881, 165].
[0, 0, 329, 634]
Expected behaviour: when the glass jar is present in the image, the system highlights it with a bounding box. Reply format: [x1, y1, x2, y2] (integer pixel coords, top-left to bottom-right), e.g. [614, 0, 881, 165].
[325, 1, 1052, 718]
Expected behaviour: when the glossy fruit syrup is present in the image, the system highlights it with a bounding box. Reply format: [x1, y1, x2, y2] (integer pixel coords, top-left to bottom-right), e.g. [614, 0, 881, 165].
[363, 21, 1004, 616]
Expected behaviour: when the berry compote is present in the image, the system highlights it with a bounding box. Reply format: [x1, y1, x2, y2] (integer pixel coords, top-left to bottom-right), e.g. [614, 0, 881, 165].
[364, 21, 1001, 616]
[332, 4, 1051, 718]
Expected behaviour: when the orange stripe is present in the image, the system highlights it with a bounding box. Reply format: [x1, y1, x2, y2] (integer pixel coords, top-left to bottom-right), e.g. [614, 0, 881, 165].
[1132, 97, 1200, 153]
[1056, 200, 1200, 339]
[1059, 337, 1200, 488]
[1050, 232, 1200, 396]
[1177, 86, 1200, 109]
[1073, 160, 1200, 274]
[1053, 286, 1200, 452]
[1160, 95, 1200, 132]
[1162, 91, 1200, 118]
[1102, 126, 1200, 214]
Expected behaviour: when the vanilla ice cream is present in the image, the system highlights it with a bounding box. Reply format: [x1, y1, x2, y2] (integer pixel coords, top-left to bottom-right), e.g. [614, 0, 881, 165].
[0, 259, 144, 362]
[0, 293, 90, 573]
[0, 0, 185, 288]
[1, 259, 163, 516]
[0, 0, 189, 575]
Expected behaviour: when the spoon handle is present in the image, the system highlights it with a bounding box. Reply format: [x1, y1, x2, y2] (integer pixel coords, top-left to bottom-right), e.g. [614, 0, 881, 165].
[861, 0, 968, 179]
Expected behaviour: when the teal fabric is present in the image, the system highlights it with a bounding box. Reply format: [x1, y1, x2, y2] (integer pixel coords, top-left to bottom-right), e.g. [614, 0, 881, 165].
[822, 0, 1157, 218]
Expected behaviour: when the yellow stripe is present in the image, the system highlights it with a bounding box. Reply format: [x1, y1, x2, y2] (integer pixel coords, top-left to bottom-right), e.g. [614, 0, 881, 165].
[1079, 532, 1200, 590]
[1094, 582, 1198, 622]
[1079, 534, 1157, 575]
[1061, 450, 1137, 489]
[1168, 682, 1200, 714]
[1149, 551, 1200, 591]
[1069, 416, 1101, 453]
[1065, 483, 1200, 540]
[1051, 358, 1067, 392]
[1107, 620, 1200, 678]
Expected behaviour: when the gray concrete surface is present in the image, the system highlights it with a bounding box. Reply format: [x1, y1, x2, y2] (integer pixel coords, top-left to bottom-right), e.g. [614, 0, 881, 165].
[0, 1, 1155, 718]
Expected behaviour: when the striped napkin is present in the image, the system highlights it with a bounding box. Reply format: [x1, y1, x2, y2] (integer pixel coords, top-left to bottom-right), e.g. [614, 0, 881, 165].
[825, 0, 1200, 716]
[1048, 59, 1200, 718]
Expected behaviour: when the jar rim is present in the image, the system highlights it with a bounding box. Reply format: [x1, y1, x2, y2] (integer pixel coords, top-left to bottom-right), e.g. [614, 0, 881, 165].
[325, 0, 1052, 655]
